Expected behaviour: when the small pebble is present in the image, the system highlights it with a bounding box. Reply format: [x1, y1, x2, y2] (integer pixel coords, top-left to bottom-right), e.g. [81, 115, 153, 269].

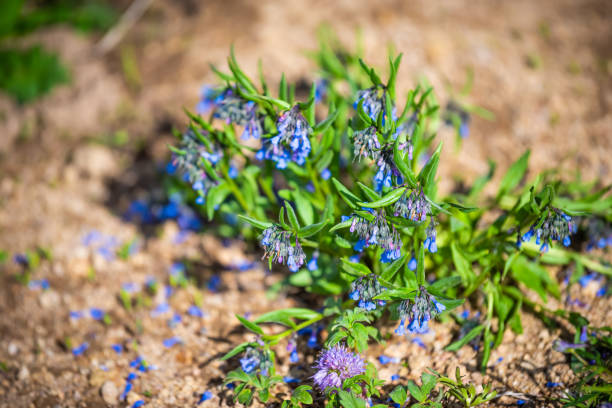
[101, 381, 119, 405]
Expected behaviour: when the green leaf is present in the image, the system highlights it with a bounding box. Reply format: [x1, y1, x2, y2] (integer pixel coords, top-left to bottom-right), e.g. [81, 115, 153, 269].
[380, 254, 408, 283]
[298, 220, 328, 238]
[451, 242, 473, 286]
[237, 388, 253, 405]
[340, 258, 372, 277]
[446, 324, 485, 352]
[421, 372, 437, 396]
[427, 276, 462, 295]
[407, 380, 425, 402]
[221, 342, 255, 360]
[254, 308, 320, 326]
[389, 385, 408, 405]
[292, 190, 314, 225]
[292, 385, 313, 404]
[357, 187, 406, 208]
[285, 201, 301, 231]
[497, 150, 530, 199]
[338, 390, 367, 408]
[418, 142, 442, 197]
[332, 177, 360, 209]
[236, 314, 264, 335]
[314, 109, 339, 133]
[237, 215, 272, 230]
[206, 182, 232, 220]
[329, 219, 352, 233]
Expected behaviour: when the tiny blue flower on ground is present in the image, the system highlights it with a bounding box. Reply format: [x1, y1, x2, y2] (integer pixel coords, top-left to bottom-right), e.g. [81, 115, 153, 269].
[111, 344, 123, 354]
[391, 374, 400, 381]
[545, 382, 561, 388]
[150, 302, 170, 318]
[188, 305, 205, 318]
[131, 400, 145, 408]
[72, 342, 89, 356]
[121, 382, 132, 401]
[284, 376, 301, 383]
[198, 391, 213, 404]
[28, 279, 49, 290]
[349, 274, 386, 311]
[396, 286, 446, 335]
[312, 345, 366, 394]
[90, 308, 105, 320]
[378, 355, 399, 365]
[127, 372, 138, 382]
[260, 225, 306, 272]
[163, 337, 182, 348]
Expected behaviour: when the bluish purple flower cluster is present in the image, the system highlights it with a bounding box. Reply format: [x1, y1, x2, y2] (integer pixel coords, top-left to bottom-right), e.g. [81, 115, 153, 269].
[354, 87, 385, 122]
[519, 209, 575, 252]
[444, 101, 470, 139]
[395, 286, 446, 335]
[352, 126, 381, 162]
[374, 150, 402, 193]
[256, 106, 312, 169]
[260, 225, 306, 272]
[349, 274, 386, 311]
[202, 88, 263, 140]
[393, 188, 431, 222]
[584, 218, 612, 251]
[312, 345, 365, 393]
[240, 347, 271, 375]
[424, 219, 438, 253]
[349, 212, 402, 262]
[170, 130, 222, 205]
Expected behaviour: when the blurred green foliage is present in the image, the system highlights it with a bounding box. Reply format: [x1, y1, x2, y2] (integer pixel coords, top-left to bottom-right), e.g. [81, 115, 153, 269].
[0, 0, 116, 103]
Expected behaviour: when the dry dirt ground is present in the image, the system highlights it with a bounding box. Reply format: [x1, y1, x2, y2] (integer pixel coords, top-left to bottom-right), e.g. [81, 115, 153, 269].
[0, 0, 611, 407]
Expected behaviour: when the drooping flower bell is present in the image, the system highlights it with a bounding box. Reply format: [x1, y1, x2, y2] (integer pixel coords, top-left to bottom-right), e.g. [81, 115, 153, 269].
[374, 149, 403, 193]
[352, 126, 381, 162]
[260, 225, 306, 272]
[424, 218, 438, 253]
[349, 274, 386, 311]
[521, 208, 575, 252]
[393, 188, 431, 222]
[312, 345, 366, 394]
[395, 286, 446, 335]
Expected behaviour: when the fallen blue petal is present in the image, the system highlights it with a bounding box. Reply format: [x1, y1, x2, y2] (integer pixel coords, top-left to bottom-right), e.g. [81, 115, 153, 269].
[131, 401, 145, 408]
[90, 308, 105, 320]
[111, 344, 123, 354]
[283, 376, 300, 383]
[188, 305, 204, 318]
[72, 342, 89, 356]
[163, 337, 182, 348]
[198, 391, 213, 404]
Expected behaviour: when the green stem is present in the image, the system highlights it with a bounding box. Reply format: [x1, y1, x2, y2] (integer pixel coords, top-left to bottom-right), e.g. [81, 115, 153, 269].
[262, 315, 324, 345]
[223, 171, 251, 215]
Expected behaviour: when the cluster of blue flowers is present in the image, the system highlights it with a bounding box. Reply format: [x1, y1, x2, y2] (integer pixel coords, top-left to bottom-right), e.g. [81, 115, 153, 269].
[584, 218, 612, 251]
[169, 130, 222, 205]
[240, 346, 271, 375]
[395, 286, 446, 335]
[256, 106, 312, 169]
[349, 274, 386, 311]
[374, 149, 403, 193]
[519, 208, 575, 252]
[260, 225, 306, 272]
[352, 126, 381, 162]
[354, 87, 386, 122]
[349, 212, 402, 262]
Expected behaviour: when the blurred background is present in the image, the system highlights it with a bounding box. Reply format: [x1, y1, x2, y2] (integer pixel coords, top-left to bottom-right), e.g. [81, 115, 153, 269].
[0, 1, 610, 406]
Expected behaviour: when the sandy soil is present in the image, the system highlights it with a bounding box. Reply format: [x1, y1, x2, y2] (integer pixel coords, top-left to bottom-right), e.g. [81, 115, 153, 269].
[0, 0, 610, 407]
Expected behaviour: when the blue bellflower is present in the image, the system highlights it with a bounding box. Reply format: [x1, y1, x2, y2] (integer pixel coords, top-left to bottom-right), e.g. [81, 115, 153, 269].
[395, 286, 446, 335]
[260, 225, 306, 272]
[520, 208, 575, 252]
[349, 274, 386, 311]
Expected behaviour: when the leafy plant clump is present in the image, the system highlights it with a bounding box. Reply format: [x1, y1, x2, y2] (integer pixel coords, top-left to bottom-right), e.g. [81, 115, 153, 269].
[166, 36, 612, 407]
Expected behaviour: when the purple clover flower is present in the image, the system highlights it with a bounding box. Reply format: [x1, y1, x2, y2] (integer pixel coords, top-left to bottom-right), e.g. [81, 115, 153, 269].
[312, 345, 366, 394]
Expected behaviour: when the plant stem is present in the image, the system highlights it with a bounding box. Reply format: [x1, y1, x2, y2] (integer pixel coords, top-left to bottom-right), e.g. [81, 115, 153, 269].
[263, 315, 324, 345]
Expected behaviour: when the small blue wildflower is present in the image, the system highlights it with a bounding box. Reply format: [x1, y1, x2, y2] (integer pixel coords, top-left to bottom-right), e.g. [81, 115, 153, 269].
[545, 382, 561, 388]
[121, 282, 140, 294]
[396, 286, 446, 335]
[407, 256, 417, 271]
[72, 342, 89, 356]
[111, 344, 123, 354]
[188, 305, 204, 318]
[391, 374, 400, 381]
[460, 310, 470, 319]
[579, 273, 598, 288]
[424, 219, 438, 253]
[28, 279, 50, 290]
[349, 212, 402, 259]
[312, 345, 366, 393]
[353, 239, 366, 252]
[308, 329, 318, 348]
[596, 285, 607, 297]
[228, 165, 239, 179]
[580, 326, 588, 343]
[70, 310, 83, 320]
[131, 401, 145, 408]
[305, 182, 315, 193]
[163, 337, 182, 348]
[120, 382, 133, 401]
[283, 376, 300, 383]
[90, 308, 105, 320]
[207, 275, 221, 291]
[168, 313, 182, 328]
[314, 79, 328, 103]
[127, 372, 138, 382]
[150, 302, 170, 318]
[240, 347, 262, 374]
[517, 400, 526, 405]
[13, 253, 29, 267]
[320, 168, 331, 180]
[307, 252, 319, 271]
[378, 355, 399, 365]
[198, 391, 213, 404]
[349, 254, 361, 263]
[195, 85, 219, 114]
